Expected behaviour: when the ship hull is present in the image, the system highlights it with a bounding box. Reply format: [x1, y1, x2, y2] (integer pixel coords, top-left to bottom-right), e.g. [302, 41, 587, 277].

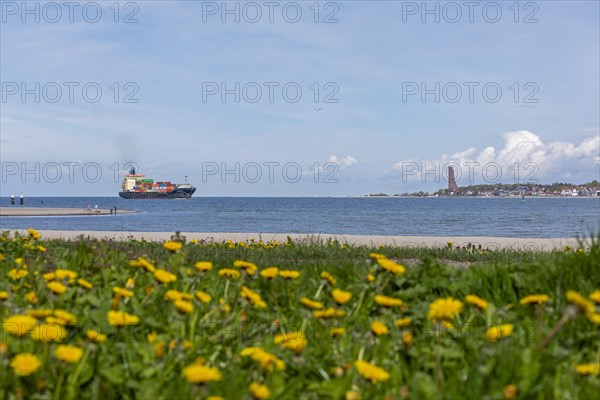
[119, 190, 193, 199]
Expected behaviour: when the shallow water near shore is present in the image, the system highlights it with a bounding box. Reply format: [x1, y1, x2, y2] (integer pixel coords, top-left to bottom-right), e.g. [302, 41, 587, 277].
[0, 197, 598, 238]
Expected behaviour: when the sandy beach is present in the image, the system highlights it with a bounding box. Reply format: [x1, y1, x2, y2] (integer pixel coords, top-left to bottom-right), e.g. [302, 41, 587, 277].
[6, 229, 585, 251]
[0, 207, 136, 217]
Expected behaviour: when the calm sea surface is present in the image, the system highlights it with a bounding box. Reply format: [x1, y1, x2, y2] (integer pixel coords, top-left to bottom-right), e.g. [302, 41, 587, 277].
[1, 197, 598, 238]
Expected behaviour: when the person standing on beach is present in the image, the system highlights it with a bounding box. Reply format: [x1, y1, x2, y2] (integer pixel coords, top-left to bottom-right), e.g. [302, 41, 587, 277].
[10, 193, 14, 206]
[19, 193, 24, 206]
[114, 205, 117, 214]
[95, 204, 99, 214]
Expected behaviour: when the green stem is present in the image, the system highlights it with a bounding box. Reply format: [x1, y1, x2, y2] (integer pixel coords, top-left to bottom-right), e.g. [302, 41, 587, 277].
[314, 282, 325, 299]
[189, 308, 200, 341]
[350, 288, 368, 319]
[66, 348, 89, 400]
[53, 368, 66, 400]
[223, 280, 230, 301]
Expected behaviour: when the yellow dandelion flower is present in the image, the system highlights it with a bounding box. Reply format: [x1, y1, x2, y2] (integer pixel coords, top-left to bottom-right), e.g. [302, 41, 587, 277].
[165, 290, 183, 301]
[55, 269, 77, 280]
[395, 317, 412, 328]
[321, 271, 336, 286]
[313, 307, 346, 319]
[441, 320, 455, 330]
[43, 272, 55, 281]
[11, 353, 41, 376]
[8, 269, 28, 280]
[503, 384, 518, 400]
[86, 330, 107, 343]
[195, 291, 212, 303]
[53, 310, 77, 325]
[519, 294, 550, 305]
[370, 320, 389, 336]
[374, 294, 403, 307]
[155, 342, 165, 358]
[25, 291, 38, 304]
[28, 228, 41, 239]
[329, 327, 346, 337]
[113, 287, 134, 298]
[587, 313, 600, 325]
[566, 290, 595, 314]
[465, 294, 489, 310]
[346, 390, 361, 400]
[575, 363, 600, 375]
[3, 315, 38, 337]
[45, 316, 65, 326]
[220, 299, 231, 315]
[234, 260, 258, 275]
[182, 363, 222, 384]
[274, 331, 307, 353]
[27, 309, 52, 319]
[0, 291, 8, 300]
[366, 274, 376, 283]
[354, 360, 390, 383]
[147, 332, 158, 343]
[0, 342, 8, 354]
[260, 267, 279, 279]
[589, 290, 600, 304]
[249, 382, 271, 399]
[377, 258, 406, 274]
[130, 257, 156, 272]
[30, 324, 66, 342]
[484, 324, 514, 342]
[332, 289, 352, 305]
[55, 345, 83, 364]
[369, 252, 386, 260]
[154, 269, 177, 284]
[77, 278, 93, 289]
[300, 297, 323, 310]
[240, 347, 285, 372]
[37, 245, 46, 252]
[174, 300, 194, 314]
[47, 281, 67, 294]
[278, 270, 300, 280]
[218, 268, 240, 279]
[402, 331, 414, 346]
[427, 297, 463, 322]
[107, 310, 140, 326]
[240, 286, 267, 309]
[194, 261, 213, 272]
[163, 241, 182, 252]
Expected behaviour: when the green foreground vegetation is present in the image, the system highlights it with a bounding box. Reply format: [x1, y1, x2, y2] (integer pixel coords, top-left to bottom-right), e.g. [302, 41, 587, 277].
[1, 230, 599, 400]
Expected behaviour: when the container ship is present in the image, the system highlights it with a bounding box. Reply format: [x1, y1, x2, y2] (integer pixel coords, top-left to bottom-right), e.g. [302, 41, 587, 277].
[119, 168, 196, 199]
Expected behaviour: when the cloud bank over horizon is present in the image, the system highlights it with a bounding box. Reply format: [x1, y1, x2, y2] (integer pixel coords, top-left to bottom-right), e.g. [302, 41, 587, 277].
[393, 131, 600, 188]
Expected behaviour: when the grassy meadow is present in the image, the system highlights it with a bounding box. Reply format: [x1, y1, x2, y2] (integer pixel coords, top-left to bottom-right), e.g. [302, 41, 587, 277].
[1, 230, 599, 399]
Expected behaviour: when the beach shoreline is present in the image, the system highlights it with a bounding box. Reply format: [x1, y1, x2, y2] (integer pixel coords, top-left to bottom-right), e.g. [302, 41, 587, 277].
[0, 207, 137, 217]
[5, 229, 585, 251]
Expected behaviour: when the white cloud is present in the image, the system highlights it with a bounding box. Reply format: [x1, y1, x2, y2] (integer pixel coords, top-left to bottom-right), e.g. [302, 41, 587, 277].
[329, 155, 358, 169]
[393, 131, 600, 185]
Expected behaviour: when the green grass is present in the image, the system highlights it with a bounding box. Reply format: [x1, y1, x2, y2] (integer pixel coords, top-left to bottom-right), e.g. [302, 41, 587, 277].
[0, 231, 599, 400]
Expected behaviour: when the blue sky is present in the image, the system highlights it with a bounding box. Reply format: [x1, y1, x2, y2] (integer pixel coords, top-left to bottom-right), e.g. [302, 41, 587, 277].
[1, 0, 599, 196]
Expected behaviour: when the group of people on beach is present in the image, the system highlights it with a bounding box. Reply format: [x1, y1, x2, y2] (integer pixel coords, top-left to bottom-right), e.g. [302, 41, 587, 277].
[86, 204, 118, 215]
